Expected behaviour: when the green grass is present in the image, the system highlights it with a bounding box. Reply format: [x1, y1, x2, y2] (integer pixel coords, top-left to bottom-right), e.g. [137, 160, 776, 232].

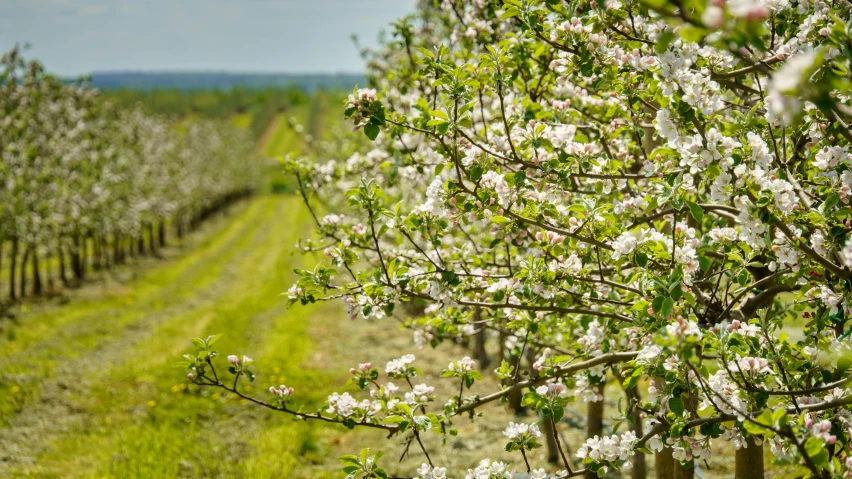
[0, 195, 346, 478]
[261, 113, 305, 158]
[257, 108, 307, 194]
[229, 112, 253, 130]
[0, 194, 807, 479]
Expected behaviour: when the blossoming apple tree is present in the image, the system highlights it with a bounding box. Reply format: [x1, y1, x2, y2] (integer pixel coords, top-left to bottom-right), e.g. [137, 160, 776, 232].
[185, 0, 852, 477]
[0, 47, 261, 299]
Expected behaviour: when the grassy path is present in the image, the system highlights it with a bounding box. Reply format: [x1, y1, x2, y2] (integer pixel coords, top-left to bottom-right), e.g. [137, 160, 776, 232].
[0, 195, 345, 479]
[0, 194, 772, 479]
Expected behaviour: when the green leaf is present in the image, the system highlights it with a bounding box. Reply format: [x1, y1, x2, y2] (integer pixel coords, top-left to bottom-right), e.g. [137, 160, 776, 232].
[659, 297, 674, 320]
[771, 407, 786, 425]
[824, 194, 840, 212]
[668, 397, 685, 416]
[491, 216, 510, 223]
[501, 7, 521, 19]
[811, 448, 829, 466]
[652, 296, 664, 316]
[521, 392, 538, 406]
[679, 25, 706, 43]
[743, 410, 773, 435]
[655, 29, 674, 54]
[804, 436, 824, 460]
[364, 123, 380, 141]
[685, 200, 704, 222]
[833, 208, 852, 218]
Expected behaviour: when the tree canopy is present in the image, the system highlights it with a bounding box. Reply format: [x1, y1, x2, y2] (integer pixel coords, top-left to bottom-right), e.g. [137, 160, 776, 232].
[185, 0, 852, 477]
[1, 47, 261, 296]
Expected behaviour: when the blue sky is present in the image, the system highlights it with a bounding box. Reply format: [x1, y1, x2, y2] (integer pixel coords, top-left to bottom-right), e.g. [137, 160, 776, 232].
[0, 0, 416, 76]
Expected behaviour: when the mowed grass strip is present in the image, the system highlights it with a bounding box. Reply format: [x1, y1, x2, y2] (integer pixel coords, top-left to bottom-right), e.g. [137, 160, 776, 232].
[0, 196, 347, 478]
[0, 200, 267, 424]
[260, 110, 307, 159]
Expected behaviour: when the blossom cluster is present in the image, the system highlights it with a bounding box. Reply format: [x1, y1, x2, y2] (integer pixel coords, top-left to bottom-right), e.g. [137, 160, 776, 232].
[193, 0, 852, 477]
[576, 431, 638, 471]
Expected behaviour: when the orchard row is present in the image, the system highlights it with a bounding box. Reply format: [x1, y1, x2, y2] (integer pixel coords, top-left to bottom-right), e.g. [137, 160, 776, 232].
[186, 1, 852, 478]
[0, 48, 262, 301]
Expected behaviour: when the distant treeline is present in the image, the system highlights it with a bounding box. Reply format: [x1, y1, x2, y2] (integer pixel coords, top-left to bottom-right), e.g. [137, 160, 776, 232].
[78, 71, 364, 92]
[95, 73, 363, 140]
[102, 87, 310, 139]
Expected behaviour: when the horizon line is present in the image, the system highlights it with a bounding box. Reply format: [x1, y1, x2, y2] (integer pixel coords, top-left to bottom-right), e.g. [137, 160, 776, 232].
[66, 69, 366, 77]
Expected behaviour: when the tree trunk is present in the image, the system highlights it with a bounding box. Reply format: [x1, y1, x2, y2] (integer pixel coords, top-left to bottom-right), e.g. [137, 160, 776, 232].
[58, 240, 68, 286]
[499, 329, 523, 413]
[94, 236, 102, 270]
[148, 223, 156, 254]
[585, 382, 605, 479]
[673, 460, 694, 479]
[637, 104, 660, 172]
[507, 379, 523, 413]
[586, 383, 605, 437]
[32, 247, 42, 296]
[672, 389, 698, 479]
[47, 252, 55, 293]
[630, 386, 647, 479]
[70, 238, 78, 279]
[735, 437, 764, 479]
[71, 235, 81, 280]
[103, 236, 110, 269]
[472, 308, 489, 369]
[113, 234, 121, 264]
[655, 449, 695, 479]
[92, 237, 98, 270]
[656, 450, 675, 479]
[82, 236, 89, 276]
[9, 238, 17, 300]
[102, 235, 108, 268]
[20, 246, 29, 297]
[158, 221, 166, 247]
[541, 410, 560, 464]
[108, 235, 114, 267]
[137, 231, 145, 255]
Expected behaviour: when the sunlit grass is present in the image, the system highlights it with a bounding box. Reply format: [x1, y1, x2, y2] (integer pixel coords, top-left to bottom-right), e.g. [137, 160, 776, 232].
[230, 112, 253, 130]
[261, 113, 305, 159]
[0, 196, 350, 478]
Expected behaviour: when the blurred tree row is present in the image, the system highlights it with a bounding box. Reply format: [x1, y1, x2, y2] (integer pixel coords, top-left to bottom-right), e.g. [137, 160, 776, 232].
[102, 87, 309, 139]
[0, 47, 263, 304]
